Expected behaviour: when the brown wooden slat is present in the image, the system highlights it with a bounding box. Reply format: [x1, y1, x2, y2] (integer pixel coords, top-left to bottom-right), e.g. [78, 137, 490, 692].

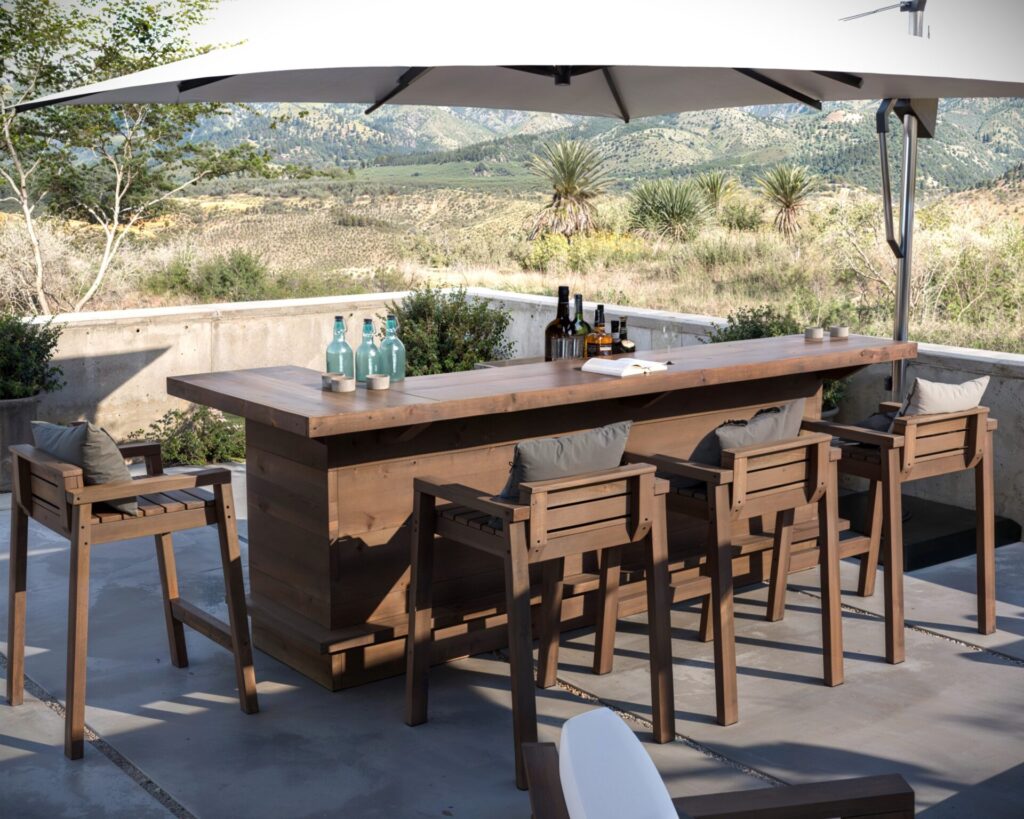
[170, 599, 232, 651]
[546, 479, 630, 508]
[744, 462, 808, 493]
[914, 429, 968, 457]
[161, 489, 207, 510]
[146, 492, 187, 513]
[29, 474, 63, 508]
[136, 496, 168, 517]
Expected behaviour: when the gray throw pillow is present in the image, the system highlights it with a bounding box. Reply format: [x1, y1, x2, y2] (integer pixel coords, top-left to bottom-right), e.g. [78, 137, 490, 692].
[855, 411, 897, 433]
[32, 421, 139, 515]
[500, 420, 632, 501]
[714, 399, 806, 457]
[903, 375, 989, 416]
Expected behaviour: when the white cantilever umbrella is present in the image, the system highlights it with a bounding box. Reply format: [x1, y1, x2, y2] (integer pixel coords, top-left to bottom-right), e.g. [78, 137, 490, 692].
[19, 0, 1024, 394]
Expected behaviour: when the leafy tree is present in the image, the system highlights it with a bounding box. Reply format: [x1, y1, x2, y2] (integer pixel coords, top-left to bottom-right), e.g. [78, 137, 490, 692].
[528, 139, 609, 240]
[695, 170, 738, 213]
[756, 163, 817, 239]
[0, 311, 64, 399]
[0, 0, 91, 313]
[628, 179, 708, 242]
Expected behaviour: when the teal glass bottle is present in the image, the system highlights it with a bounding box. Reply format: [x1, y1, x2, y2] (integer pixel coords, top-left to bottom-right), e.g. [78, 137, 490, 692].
[355, 318, 380, 383]
[379, 314, 406, 381]
[325, 315, 354, 377]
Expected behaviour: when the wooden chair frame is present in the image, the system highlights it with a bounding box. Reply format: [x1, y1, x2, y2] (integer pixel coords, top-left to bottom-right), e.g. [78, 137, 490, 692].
[523, 742, 915, 819]
[405, 462, 675, 790]
[627, 431, 844, 727]
[804, 402, 998, 664]
[6, 442, 258, 760]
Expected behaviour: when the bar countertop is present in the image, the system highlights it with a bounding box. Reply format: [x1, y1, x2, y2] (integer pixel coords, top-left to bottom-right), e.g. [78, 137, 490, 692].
[167, 334, 917, 438]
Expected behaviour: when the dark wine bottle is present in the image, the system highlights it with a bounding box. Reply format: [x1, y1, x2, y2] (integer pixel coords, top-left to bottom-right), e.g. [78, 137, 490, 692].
[610, 319, 622, 354]
[570, 294, 591, 358]
[619, 315, 636, 353]
[544, 285, 574, 361]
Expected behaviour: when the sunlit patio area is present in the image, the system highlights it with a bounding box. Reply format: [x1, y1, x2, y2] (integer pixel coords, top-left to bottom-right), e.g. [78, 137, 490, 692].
[1, 464, 1022, 817]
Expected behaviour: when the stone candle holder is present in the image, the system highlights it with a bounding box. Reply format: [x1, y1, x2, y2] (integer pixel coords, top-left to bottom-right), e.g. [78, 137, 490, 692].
[804, 327, 824, 342]
[329, 376, 356, 393]
[366, 374, 390, 391]
[830, 325, 850, 340]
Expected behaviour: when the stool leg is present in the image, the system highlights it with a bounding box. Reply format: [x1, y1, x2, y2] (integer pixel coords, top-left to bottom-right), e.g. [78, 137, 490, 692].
[537, 557, 564, 689]
[819, 467, 844, 687]
[592, 547, 622, 675]
[65, 506, 91, 760]
[154, 533, 188, 668]
[406, 489, 436, 726]
[213, 483, 258, 715]
[976, 430, 996, 635]
[6, 497, 28, 707]
[857, 480, 883, 598]
[698, 595, 713, 642]
[766, 509, 795, 622]
[645, 499, 675, 744]
[709, 487, 738, 727]
[505, 523, 537, 791]
[881, 449, 905, 665]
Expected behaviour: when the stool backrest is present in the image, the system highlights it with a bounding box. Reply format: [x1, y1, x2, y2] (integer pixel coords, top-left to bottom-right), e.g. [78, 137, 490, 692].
[517, 463, 660, 559]
[719, 432, 833, 518]
[9, 445, 83, 538]
[891, 406, 989, 475]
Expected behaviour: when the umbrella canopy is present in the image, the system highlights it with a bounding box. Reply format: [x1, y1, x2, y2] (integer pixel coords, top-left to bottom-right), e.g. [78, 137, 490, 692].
[19, 0, 1024, 116]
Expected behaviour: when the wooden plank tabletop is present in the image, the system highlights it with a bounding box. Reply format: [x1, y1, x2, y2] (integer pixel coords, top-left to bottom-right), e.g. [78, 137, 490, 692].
[167, 335, 916, 438]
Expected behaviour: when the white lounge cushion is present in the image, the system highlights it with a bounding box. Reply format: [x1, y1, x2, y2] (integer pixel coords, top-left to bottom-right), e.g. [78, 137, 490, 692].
[559, 708, 676, 819]
[903, 375, 990, 416]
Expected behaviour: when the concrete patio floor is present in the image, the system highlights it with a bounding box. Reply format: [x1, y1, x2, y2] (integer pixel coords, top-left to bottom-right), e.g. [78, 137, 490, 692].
[1, 472, 1022, 818]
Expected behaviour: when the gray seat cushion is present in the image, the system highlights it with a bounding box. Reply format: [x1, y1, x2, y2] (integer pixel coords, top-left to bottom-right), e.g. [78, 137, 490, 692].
[715, 399, 805, 453]
[500, 420, 632, 501]
[31, 421, 139, 515]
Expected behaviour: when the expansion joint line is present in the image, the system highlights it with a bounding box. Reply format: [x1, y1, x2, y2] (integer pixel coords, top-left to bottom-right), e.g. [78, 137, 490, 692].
[0, 651, 196, 819]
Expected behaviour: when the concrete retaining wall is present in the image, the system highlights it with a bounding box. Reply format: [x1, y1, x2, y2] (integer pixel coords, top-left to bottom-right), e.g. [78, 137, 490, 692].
[35, 288, 1022, 521]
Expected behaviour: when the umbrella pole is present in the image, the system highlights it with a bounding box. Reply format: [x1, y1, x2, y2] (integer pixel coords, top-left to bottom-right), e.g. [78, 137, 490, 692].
[876, 98, 936, 399]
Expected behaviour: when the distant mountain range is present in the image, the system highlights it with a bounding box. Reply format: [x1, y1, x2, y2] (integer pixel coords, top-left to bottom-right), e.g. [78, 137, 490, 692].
[192, 97, 1024, 191]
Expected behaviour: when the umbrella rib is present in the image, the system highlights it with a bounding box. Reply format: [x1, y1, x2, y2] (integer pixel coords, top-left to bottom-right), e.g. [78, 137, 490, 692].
[365, 67, 432, 115]
[813, 70, 864, 89]
[601, 68, 630, 122]
[734, 68, 822, 111]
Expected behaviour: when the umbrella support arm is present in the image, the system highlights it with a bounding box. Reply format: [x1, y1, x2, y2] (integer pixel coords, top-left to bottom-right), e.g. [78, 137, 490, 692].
[877, 97, 936, 399]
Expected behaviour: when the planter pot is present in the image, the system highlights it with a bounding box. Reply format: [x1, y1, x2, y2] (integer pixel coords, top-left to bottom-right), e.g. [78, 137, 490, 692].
[820, 406, 840, 421]
[0, 395, 40, 493]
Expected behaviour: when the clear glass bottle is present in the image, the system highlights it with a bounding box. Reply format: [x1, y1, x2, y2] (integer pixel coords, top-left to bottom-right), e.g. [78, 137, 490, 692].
[325, 315, 354, 377]
[355, 318, 380, 382]
[379, 313, 406, 381]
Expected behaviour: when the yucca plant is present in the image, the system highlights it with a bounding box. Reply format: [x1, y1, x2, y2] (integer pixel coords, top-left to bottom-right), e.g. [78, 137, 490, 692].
[696, 170, 738, 213]
[628, 179, 708, 242]
[528, 139, 610, 240]
[756, 164, 817, 239]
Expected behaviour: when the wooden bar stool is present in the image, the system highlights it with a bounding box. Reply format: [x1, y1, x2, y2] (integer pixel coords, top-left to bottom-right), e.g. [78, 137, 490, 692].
[405, 463, 675, 790]
[805, 403, 998, 664]
[626, 431, 844, 726]
[6, 442, 258, 760]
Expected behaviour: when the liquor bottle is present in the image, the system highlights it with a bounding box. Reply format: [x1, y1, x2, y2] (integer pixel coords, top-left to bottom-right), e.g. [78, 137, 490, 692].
[585, 305, 613, 357]
[544, 285, 574, 361]
[619, 315, 636, 354]
[610, 319, 622, 354]
[325, 315, 354, 377]
[570, 294, 591, 358]
[355, 318, 380, 382]
[379, 313, 406, 381]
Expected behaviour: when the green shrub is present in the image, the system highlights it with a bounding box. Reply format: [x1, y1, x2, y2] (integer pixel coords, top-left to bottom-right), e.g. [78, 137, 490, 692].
[149, 250, 270, 302]
[628, 180, 708, 242]
[515, 233, 567, 272]
[127, 406, 245, 466]
[720, 199, 764, 231]
[388, 286, 515, 375]
[706, 305, 801, 342]
[0, 314, 64, 400]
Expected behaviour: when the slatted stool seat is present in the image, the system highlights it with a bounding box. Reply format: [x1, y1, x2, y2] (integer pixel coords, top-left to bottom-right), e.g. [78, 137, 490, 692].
[405, 463, 675, 790]
[625, 431, 845, 726]
[805, 403, 998, 664]
[6, 442, 258, 760]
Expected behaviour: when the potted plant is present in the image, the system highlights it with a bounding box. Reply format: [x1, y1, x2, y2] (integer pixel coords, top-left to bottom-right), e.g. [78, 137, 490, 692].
[0, 314, 64, 492]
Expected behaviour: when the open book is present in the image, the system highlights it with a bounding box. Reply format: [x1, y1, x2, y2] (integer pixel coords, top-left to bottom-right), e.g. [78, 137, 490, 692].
[581, 358, 668, 378]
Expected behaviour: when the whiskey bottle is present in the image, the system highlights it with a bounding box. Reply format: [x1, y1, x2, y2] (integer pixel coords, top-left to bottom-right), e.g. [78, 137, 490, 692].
[585, 305, 613, 357]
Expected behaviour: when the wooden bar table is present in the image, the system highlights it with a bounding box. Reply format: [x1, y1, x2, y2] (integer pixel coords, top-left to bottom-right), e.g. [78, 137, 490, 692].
[168, 334, 916, 689]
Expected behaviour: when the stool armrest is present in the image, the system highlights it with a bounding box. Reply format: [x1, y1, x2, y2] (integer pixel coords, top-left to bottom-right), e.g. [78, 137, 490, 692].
[117, 441, 164, 475]
[801, 419, 904, 449]
[67, 468, 231, 505]
[891, 405, 989, 429]
[879, 400, 903, 414]
[624, 451, 733, 486]
[672, 773, 914, 819]
[413, 477, 530, 522]
[9, 444, 83, 481]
